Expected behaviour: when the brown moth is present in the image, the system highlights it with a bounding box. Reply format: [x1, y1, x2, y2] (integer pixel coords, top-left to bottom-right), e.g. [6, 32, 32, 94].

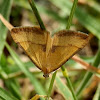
[0, 14, 89, 77]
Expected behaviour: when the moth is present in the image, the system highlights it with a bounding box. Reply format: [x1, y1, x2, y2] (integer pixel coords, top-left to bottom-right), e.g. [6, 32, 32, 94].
[0, 14, 89, 77]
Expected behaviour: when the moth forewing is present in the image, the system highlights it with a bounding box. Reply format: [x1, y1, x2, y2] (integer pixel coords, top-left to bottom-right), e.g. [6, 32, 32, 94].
[11, 27, 50, 73]
[46, 30, 89, 74]
[0, 14, 89, 77]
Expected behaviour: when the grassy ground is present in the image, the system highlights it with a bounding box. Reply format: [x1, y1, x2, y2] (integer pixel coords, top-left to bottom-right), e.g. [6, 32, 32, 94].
[0, 0, 100, 100]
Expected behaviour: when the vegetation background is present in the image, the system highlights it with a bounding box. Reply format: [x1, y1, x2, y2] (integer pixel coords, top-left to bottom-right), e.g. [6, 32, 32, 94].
[0, 0, 100, 100]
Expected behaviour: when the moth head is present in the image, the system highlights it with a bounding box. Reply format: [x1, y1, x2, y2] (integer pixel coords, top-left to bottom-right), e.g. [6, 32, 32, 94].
[43, 73, 49, 78]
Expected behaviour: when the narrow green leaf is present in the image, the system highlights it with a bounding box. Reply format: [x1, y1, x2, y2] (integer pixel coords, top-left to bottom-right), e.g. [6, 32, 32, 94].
[14, 0, 100, 39]
[0, 88, 18, 100]
[0, 96, 5, 100]
[16, 0, 65, 21]
[0, 54, 21, 99]
[0, 0, 13, 58]
[47, 71, 57, 99]
[75, 9, 100, 39]
[28, 0, 46, 30]
[88, 1, 100, 13]
[0, 53, 7, 67]
[5, 42, 46, 100]
[4, 80, 21, 99]
[76, 44, 100, 96]
[50, 0, 100, 39]
[93, 84, 100, 100]
[56, 76, 74, 100]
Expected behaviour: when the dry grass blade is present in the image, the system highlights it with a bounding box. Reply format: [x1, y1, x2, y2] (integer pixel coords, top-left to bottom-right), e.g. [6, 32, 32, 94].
[72, 55, 100, 74]
[0, 14, 13, 31]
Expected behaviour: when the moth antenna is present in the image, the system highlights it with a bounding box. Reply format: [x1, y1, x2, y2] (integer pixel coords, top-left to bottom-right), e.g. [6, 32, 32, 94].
[0, 14, 14, 31]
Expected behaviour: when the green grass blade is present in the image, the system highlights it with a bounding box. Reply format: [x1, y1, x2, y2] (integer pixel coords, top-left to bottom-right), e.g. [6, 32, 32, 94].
[88, 1, 100, 13]
[14, 0, 65, 24]
[0, 97, 5, 100]
[0, 88, 18, 100]
[55, 76, 74, 100]
[93, 83, 100, 100]
[0, 0, 13, 58]
[61, 66, 77, 100]
[50, 0, 100, 39]
[46, 71, 57, 99]
[4, 80, 21, 99]
[0, 53, 21, 99]
[28, 0, 46, 30]
[5, 42, 46, 100]
[76, 45, 100, 96]
[14, 0, 100, 39]
[75, 9, 100, 39]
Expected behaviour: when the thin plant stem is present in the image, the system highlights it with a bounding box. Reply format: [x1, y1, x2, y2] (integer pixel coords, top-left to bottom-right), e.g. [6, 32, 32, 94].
[28, 0, 78, 99]
[72, 55, 100, 74]
[61, 66, 77, 100]
[28, 0, 57, 99]
[28, 0, 46, 30]
[66, 0, 78, 29]
[61, 0, 78, 100]
[46, 71, 57, 100]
